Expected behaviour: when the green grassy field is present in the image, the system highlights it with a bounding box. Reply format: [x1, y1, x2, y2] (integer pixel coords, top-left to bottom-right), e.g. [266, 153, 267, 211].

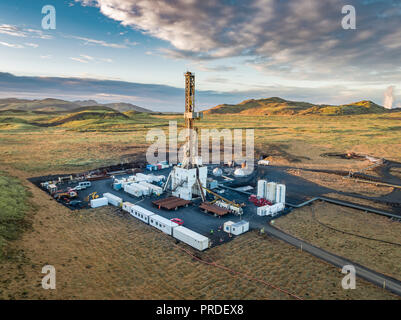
[0, 172, 32, 259]
[0, 110, 401, 174]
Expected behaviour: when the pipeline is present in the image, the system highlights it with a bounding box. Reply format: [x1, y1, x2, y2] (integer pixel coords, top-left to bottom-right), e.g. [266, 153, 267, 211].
[311, 207, 401, 247]
[174, 244, 304, 300]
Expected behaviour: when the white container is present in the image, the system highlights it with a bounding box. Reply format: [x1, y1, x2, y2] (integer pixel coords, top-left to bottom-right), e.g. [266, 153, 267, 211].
[149, 214, 179, 235]
[122, 202, 134, 213]
[90, 197, 108, 208]
[258, 160, 270, 166]
[257, 205, 271, 216]
[130, 205, 155, 224]
[230, 221, 249, 235]
[224, 221, 235, 232]
[135, 183, 150, 196]
[125, 184, 143, 197]
[173, 226, 209, 251]
[140, 182, 163, 195]
[103, 193, 122, 207]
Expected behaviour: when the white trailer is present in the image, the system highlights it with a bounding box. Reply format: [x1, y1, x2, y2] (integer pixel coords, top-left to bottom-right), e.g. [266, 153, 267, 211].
[90, 197, 108, 208]
[173, 226, 209, 251]
[230, 220, 249, 235]
[122, 202, 134, 213]
[149, 214, 179, 235]
[103, 193, 122, 207]
[130, 205, 155, 224]
[258, 160, 270, 166]
[224, 220, 249, 235]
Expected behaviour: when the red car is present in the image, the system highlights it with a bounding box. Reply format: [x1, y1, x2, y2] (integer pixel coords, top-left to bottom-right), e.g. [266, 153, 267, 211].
[170, 218, 184, 226]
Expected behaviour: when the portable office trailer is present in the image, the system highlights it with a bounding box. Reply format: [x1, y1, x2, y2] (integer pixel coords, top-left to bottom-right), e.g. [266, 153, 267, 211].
[90, 197, 108, 208]
[122, 202, 134, 213]
[223, 221, 235, 232]
[257, 180, 267, 199]
[103, 193, 122, 207]
[230, 221, 249, 235]
[173, 226, 209, 251]
[149, 214, 179, 235]
[275, 184, 286, 204]
[266, 182, 277, 203]
[130, 205, 155, 224]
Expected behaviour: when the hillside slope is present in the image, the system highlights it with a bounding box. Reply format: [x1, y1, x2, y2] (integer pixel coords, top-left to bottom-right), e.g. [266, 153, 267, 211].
[204, 97, 388, 116]
[0, 98, 153, 113]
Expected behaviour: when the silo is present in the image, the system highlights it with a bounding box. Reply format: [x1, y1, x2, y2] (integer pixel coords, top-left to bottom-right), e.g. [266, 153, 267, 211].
[266, 182, 277, 203]
[275, 184, 286, 204]
[257, 180, 267, 199]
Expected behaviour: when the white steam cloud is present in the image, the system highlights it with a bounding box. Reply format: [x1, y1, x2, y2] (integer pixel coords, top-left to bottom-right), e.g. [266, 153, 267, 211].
[383, 86, 395, 109]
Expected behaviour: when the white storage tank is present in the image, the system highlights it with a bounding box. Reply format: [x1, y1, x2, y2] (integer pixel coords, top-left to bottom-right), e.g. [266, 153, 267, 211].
[130, 205, 155, 224]
[149, 214, 179, 235]
[172, 226, 209, 251]
[213, 167, 223, 177]
[257, 180, 267, 199]
[122, 202, 134, 213]
[103, 193, 122, 207]
[266, 182, 277, 203]
[90, 197, 108, 208]
[275, 184, 286, 204]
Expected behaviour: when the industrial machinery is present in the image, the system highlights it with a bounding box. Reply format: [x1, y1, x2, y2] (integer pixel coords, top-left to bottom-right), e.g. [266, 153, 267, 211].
[54, 189, 78, 201]
[249, 195, 272, 207]
[202, 186, 245, 215]
[85, 192, 99, 202]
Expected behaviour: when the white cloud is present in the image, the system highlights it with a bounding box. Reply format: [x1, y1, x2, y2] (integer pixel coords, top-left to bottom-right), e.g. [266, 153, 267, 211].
[0, 41, 24, 48]
[25, 43, 39, 48]
[0, 24, 27, 37]
[70, 57, 89, 63]
[75, 0, 401, 82]
[70, 35, 127, 48]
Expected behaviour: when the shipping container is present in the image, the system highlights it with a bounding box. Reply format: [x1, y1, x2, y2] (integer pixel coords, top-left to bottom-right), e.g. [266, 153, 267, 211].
[130, 205, 155, 223]
[149, 214, 179, 235]
[90, 197, 108, 208]
[140, 182, 163, 195]
[173, 226, 209, 251]
[103, 193, 122, 207]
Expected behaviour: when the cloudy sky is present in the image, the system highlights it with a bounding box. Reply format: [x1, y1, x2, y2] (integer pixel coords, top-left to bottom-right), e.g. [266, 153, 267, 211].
[0, 0, 400, 111]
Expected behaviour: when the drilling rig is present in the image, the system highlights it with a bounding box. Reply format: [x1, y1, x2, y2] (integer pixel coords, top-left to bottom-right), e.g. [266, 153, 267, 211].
[164, 72, 207, 201]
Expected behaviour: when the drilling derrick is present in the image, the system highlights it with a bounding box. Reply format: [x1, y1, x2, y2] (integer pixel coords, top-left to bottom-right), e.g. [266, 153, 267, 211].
[183, 71, 202, 168]
[164, 71, 207, 201]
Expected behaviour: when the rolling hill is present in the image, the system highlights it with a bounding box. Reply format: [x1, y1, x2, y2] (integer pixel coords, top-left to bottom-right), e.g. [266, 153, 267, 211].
[0, 98, 153, 113]
[204, 97, 389, 116]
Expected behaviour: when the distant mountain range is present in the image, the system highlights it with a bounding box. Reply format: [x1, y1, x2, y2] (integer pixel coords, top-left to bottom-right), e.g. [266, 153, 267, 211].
[204, 97, 392, 116]
[0, 98, 153, 113]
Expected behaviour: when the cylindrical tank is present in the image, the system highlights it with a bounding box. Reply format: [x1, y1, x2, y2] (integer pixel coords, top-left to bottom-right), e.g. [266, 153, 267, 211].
[213, 167, 223, 176]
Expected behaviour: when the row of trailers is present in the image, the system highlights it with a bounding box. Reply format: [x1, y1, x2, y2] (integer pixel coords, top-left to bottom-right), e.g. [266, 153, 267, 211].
[122, 202, 210, 251]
